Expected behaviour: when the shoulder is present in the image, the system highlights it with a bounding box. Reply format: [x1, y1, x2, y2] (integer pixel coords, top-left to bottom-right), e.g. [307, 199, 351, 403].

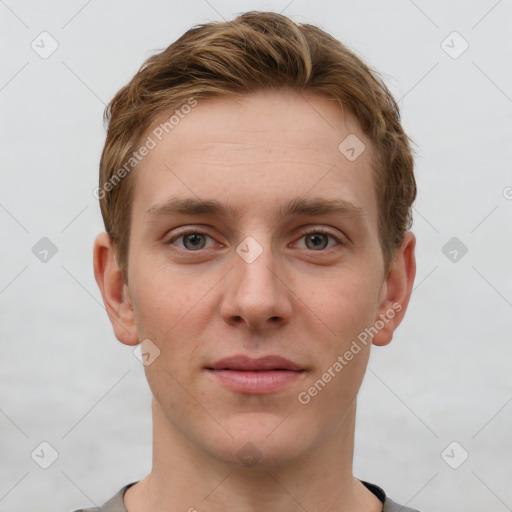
[382, 496, 422, 512]
[71, 482, 137, 512]
[361, 480, 422, 512]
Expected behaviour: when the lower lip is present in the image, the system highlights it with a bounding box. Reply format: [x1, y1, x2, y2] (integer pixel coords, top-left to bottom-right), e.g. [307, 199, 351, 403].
[206, 369, 305, 394]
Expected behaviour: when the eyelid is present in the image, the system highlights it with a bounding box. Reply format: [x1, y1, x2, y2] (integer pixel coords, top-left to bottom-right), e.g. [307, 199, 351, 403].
[292, 226, 345, 248]
[165, 225, 345, 252]
[164, 226, 217, 246]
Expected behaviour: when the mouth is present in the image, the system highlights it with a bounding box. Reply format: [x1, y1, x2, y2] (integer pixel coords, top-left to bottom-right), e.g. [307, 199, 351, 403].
[206, 354, 304, 372]
[205, 355, 306, 394]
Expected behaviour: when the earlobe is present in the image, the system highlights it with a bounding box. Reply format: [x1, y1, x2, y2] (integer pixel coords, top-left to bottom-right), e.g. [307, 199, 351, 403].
[372, 231, 416, 347]
[93, 232, 139, 346]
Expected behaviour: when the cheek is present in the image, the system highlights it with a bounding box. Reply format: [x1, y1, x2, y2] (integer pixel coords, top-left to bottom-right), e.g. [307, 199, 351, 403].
[130, 269, 215, 377]
[130, 264, 199, 334]
[312, 267, 380, 341]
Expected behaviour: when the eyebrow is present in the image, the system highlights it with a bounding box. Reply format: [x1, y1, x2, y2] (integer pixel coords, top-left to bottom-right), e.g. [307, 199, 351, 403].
[145, 196, 367, 224]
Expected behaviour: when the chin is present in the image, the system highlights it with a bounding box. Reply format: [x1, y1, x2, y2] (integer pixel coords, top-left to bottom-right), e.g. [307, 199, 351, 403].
[203, 412, 317, 470]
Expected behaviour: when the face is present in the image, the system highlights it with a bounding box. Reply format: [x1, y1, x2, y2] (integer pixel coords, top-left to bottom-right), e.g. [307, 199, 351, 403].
[106, 89, 410, 468]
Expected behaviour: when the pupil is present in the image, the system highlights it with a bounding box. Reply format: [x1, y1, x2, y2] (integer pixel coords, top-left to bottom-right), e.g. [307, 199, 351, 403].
[307, 233, 327, 250]
[185, 233, 204, 249]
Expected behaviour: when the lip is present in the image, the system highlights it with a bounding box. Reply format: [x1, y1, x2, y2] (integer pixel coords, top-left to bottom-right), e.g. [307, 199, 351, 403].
[206, 355, 304, 371]
[205, 355, 305, 394]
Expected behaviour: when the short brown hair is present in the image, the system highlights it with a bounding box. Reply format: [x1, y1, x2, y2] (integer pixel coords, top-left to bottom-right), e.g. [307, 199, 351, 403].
[99, 11, 416, 282]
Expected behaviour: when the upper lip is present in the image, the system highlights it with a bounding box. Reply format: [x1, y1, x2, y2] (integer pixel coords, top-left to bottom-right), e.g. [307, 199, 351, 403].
[206, 355, 304, 371]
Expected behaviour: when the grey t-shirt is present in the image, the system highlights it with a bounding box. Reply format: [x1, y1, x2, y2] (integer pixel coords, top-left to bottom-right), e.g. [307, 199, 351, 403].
[72, 480, 421, 511]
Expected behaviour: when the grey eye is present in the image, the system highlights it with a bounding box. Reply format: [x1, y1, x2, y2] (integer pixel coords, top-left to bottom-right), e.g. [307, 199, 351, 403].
[183, 233, 208, 250]
[305, 233, 329, 250]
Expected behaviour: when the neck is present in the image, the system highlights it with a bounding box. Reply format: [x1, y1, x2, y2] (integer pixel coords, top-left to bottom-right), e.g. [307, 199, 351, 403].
[124, 399, 381, 512]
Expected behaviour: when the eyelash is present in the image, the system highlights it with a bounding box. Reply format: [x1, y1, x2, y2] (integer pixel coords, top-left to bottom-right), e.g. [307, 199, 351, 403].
[165, 227, 344, 252]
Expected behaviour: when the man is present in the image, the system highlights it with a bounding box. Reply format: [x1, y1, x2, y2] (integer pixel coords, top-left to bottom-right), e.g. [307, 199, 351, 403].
[81, 10, 419, 512]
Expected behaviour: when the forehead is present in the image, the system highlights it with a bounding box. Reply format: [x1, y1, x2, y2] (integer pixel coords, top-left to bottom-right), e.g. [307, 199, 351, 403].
[131, 89, 378, 229]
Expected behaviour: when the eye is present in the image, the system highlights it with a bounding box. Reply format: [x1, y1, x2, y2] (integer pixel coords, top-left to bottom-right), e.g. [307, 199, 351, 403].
[294, 229, 343, 251]
[165, 227, 343, 252]
[166, 230, 216, 251]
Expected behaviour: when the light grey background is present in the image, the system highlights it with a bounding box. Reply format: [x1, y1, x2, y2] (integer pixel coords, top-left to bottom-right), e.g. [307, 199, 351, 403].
[1, 1, 511, 511]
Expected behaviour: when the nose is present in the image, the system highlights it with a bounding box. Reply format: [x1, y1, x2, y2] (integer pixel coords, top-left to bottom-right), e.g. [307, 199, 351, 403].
[219, 236, 293, 332]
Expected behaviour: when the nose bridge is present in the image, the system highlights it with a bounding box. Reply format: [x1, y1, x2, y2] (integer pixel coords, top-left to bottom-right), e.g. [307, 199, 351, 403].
[221, 232, 291, 329]
[237, 234, 277, 293]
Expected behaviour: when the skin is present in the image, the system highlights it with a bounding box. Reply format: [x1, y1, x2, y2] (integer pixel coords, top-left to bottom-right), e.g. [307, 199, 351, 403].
[94, 89, 416, 512]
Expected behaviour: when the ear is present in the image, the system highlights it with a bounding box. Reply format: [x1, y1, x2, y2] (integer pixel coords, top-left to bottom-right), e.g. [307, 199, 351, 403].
[371, 231, 416, 347]
[93, 232, 139, 346]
